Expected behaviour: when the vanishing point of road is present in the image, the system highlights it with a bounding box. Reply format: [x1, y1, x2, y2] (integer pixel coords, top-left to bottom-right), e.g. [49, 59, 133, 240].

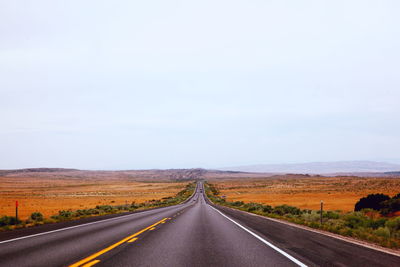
[0, 182, 399, 267]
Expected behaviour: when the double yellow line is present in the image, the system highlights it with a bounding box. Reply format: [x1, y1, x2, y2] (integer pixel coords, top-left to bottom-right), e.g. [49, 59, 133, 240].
[69, 217, 169, 267]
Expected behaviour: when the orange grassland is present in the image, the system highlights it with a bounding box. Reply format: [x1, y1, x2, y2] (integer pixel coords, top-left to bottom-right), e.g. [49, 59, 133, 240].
[211, 177, 400, 212]
[0, 177, 188, 219]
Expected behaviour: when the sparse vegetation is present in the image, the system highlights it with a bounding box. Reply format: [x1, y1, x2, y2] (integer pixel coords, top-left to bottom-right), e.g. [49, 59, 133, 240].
[0, 176, 190, 220]
[205, 182, 400, 249]
[211, 177, 400, 211]
[0, 182, 196, 231]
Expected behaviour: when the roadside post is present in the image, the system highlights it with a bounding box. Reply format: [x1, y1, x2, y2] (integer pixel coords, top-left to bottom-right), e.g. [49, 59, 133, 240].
[320, 200, 323, 225]
[16, 200, 19, 224]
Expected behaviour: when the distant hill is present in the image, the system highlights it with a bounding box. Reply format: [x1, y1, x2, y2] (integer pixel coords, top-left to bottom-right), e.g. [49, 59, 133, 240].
[0, 168, 271, 181]
[1, 163, 399, 180]
[0, 168, 78, 176]
[385, 171, 400, 176]
[220, 161, 400, 174]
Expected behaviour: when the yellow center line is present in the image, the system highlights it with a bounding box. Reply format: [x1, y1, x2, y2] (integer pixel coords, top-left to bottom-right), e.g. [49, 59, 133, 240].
[81, 260, 100, 267]
[69, 218, 168, 267]
[127, 237, 138, 243]
[149, 227, 155, 230]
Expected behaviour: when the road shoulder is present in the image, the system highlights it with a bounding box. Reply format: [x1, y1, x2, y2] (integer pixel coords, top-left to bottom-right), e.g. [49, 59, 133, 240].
[212, 203, 400, 257]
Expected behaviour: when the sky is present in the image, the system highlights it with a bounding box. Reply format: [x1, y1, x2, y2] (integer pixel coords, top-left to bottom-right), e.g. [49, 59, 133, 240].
[1, 1, 400, 170]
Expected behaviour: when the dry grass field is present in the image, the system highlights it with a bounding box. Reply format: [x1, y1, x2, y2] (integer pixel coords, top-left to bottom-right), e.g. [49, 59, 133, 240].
[211, 176, 400, 211]
[0, 176, 187, 220]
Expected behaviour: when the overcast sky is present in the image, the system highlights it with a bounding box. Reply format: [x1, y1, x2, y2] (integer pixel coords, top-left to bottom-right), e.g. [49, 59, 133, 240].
[1, 1, 399, 170]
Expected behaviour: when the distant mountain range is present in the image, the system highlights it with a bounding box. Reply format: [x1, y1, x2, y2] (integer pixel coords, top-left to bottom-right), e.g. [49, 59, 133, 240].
[1, 161, 400, 180]
[220, 161, 400, 174]
[0, 168, 271, 181]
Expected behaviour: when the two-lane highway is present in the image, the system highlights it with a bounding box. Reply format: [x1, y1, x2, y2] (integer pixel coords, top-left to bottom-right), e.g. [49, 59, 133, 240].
[0, 182, 399, 267]
[94, 184, 300, 267]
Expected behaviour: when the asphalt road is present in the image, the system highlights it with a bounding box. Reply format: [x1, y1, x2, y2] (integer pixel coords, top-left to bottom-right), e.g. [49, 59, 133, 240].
[0, 182, 399, 267]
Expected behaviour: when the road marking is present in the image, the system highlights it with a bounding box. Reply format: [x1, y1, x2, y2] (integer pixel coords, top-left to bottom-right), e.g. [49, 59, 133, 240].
[0, 206, 180, 245]
[127, 237, 138, 243]
[69, 218, 168, 267]
[209, 206, 308, 267]
[82, 260, 100, 267]
[149, 227, 156, 230]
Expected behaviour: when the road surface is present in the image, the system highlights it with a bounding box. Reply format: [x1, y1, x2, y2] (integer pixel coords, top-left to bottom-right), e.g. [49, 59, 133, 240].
[0, 182, 399, 267]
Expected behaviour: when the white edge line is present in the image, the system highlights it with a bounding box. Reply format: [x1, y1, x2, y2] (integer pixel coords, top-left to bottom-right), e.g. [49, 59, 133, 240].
[209, 205, 308, 267]
[0, 204, 183, 245]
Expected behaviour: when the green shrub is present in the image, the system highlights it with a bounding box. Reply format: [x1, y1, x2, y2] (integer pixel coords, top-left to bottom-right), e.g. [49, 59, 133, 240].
[262, 205, 273, 213]
[231, 201, 244, 207]
[345, 228, 354, 237]
[30, 212, 44, 221]
[95, 205, 113, 212]
[244, 203, 263, 212]
[273, 205, 301, 216]
[385, 217, 400, 236]
[374, 227, 391, 239]
[344, 213, 368, 229]
[56, 210, 73, 219]
[324, 211, 340, 220]
[0, 216, 18, 226]
[88, 209, 100, 215]
[367, 218, 387, 230]
[301, 211, 320, 222]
